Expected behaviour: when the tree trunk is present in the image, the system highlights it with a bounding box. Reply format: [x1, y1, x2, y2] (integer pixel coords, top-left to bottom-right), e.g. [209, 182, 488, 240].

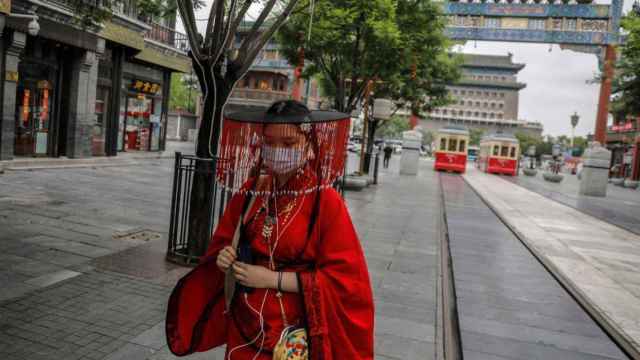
[364, 119, 379, 173]
[186, 59, 230, 259]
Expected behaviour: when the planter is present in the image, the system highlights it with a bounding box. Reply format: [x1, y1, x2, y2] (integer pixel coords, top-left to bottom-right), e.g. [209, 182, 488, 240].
[543, 172, 564, 183]
[624, 180, 639, 189]
[523, 168, 538, 176]
[611, 178, 625, 186]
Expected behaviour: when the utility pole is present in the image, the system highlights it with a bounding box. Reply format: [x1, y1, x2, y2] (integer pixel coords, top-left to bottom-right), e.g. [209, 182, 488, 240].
[359, 80, 373, 174]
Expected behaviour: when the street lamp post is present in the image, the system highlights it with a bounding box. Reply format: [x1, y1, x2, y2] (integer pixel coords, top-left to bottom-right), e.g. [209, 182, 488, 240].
[570, 112, 580, 150]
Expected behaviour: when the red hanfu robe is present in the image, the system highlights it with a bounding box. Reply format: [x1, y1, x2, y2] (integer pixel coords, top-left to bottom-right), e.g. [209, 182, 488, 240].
[165, 172, 374, 359]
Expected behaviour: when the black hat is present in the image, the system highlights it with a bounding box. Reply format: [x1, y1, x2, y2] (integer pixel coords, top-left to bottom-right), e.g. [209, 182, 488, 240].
[225, 100, 349, 124]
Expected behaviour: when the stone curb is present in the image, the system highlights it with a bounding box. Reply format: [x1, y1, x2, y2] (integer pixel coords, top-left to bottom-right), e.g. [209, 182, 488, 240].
[0, 153, 175, 172]
[462, 173, 640, 360]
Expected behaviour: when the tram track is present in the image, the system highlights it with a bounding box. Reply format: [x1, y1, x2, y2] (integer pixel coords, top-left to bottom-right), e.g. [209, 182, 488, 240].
[437, 172, 463, 360]
[439, 172, 630, 360]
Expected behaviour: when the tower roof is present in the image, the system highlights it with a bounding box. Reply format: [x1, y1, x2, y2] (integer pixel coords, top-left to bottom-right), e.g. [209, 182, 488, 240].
[461, 54, 525, 71]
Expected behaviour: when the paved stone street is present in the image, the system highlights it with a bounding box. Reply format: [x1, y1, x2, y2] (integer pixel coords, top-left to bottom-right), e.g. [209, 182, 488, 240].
[442, 173, 627, 360]
[508, 171, 640, 236]
[0, 152, 440, 360]
[466, 168, 640, 358]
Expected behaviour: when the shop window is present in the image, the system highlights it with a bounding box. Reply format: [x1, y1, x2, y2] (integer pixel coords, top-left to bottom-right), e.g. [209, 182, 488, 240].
[440, 137, 447, 151]
[459, 140, 466, 153]
[501, 146, 509, 157]
[448, 138, 458, 152]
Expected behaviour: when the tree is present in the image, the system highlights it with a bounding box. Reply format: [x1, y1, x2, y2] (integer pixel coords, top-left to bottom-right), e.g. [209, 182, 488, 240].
[279, 0, 402, 113]
[469, 128, 484, 146]
[514, 132, 542, 156]
[377, 116, 410, 139]
[612, 12, 640, 116]
[170, 72, 201, 113]
[376, 0, 461, 119]
[279, 0, 459, 170]
[177, 0, 302, 257]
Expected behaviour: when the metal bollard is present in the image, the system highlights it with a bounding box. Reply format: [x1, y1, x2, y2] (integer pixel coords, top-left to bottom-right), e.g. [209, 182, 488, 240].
[373, 152, 380, 185]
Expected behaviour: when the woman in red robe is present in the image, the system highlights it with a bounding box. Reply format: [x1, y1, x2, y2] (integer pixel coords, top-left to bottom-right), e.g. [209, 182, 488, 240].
[166, 100, 374, 359]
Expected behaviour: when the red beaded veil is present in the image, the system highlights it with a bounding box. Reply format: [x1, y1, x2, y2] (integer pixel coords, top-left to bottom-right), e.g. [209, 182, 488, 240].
[216, 100, 351, 196]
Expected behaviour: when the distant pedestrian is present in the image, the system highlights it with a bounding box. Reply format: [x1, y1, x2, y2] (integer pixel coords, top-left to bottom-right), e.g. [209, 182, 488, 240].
[383, 143, 394, 168]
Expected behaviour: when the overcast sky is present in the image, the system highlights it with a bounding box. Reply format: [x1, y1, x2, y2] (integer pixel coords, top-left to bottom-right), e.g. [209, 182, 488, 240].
[180, 1, 635, 137]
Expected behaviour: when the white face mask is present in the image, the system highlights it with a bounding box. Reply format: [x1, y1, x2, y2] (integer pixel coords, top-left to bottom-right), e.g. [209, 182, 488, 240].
[261, 145, 307, 174]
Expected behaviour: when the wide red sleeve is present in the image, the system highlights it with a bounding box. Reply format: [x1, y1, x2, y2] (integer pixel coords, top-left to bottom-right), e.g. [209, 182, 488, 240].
[298, 189, 375, 360]
[165, 191, 248, 356]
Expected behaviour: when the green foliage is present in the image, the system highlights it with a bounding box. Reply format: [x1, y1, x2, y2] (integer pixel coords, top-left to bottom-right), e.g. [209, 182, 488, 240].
[514, 132, 542, 156]
[377, 116, 411, 139]
[419, 129, 434, 146]
[70, 0, 201, 27]
[170, 73, 201, 113]
[377, 0, 461, 117]
[279, 0, 457, 113]
[469, 128, 484, 146]
[612, 12, 640, 116]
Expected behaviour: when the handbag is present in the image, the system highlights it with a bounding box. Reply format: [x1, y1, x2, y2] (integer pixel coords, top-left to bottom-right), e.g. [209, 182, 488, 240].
[273, 326, 308, 360]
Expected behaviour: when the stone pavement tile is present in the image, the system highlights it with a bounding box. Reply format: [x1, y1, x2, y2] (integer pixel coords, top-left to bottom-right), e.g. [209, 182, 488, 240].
[130, 321, 166, 350]
[461, 316, 624, 359]
[27, 248, 93, 267]
[375, 332, 435, 360]
[461, 330, 624, 360]
[464, 169, 638, 357]
[103, 342, 156, 360]
[376, 314, 435, 342]
[22, 235, 116, 258]
[148, 346, 225, 359]
[24, 269, 82, 288]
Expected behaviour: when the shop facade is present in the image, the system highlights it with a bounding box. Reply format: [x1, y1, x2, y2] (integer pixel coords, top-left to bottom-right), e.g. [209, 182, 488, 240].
[0, 0, 188, 160]
[606, 116, 640, 181]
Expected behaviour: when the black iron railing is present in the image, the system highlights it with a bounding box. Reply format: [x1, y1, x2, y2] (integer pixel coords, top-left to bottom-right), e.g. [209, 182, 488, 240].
[167, 152, 230, 265]
[167, 152, 355, 265]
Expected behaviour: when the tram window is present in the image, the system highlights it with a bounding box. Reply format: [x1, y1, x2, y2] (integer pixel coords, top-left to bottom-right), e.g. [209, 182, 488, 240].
[501, 146, 509, 157]
[448, 139, 458, 152]
[459, 140, 466, 153]
[440, 137, 447, 151]
[492, 146, 499, 156]
[510, 147, 516, 158]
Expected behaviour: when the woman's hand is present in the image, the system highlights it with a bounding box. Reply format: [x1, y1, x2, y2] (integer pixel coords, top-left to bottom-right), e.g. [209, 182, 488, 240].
[216, 246, 237, 272]
[232, 262, 277, 289]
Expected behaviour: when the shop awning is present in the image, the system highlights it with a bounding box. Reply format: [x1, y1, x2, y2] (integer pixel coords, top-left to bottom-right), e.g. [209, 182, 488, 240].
[6, 17, 100, 52]
[134, 46, 191, 73]
[99, 22, 145, 51]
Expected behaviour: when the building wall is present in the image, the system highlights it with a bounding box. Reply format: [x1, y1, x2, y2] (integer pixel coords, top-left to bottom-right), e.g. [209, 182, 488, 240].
[421, 54, 540, 138]
[417, 117, 542, 139]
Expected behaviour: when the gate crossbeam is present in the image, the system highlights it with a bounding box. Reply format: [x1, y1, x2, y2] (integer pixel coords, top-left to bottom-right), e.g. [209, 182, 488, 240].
[443, 0, 624, 46]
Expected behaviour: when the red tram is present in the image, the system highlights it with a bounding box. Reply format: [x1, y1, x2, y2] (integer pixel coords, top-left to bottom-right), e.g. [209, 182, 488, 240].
[478, 133, 520, 176]
[434, 126, 469, 173]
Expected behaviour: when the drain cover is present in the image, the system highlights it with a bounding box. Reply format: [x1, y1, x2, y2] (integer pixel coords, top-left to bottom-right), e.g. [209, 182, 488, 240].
[112, 228, 161, 242]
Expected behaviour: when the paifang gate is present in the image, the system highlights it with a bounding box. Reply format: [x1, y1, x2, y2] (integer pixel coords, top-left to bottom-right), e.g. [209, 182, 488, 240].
[441, 0, 625, 144]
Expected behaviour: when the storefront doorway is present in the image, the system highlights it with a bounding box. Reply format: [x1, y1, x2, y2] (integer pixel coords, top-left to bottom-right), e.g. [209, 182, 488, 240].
[14, 62, 57, 157]
[118, 94, 163, 152]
